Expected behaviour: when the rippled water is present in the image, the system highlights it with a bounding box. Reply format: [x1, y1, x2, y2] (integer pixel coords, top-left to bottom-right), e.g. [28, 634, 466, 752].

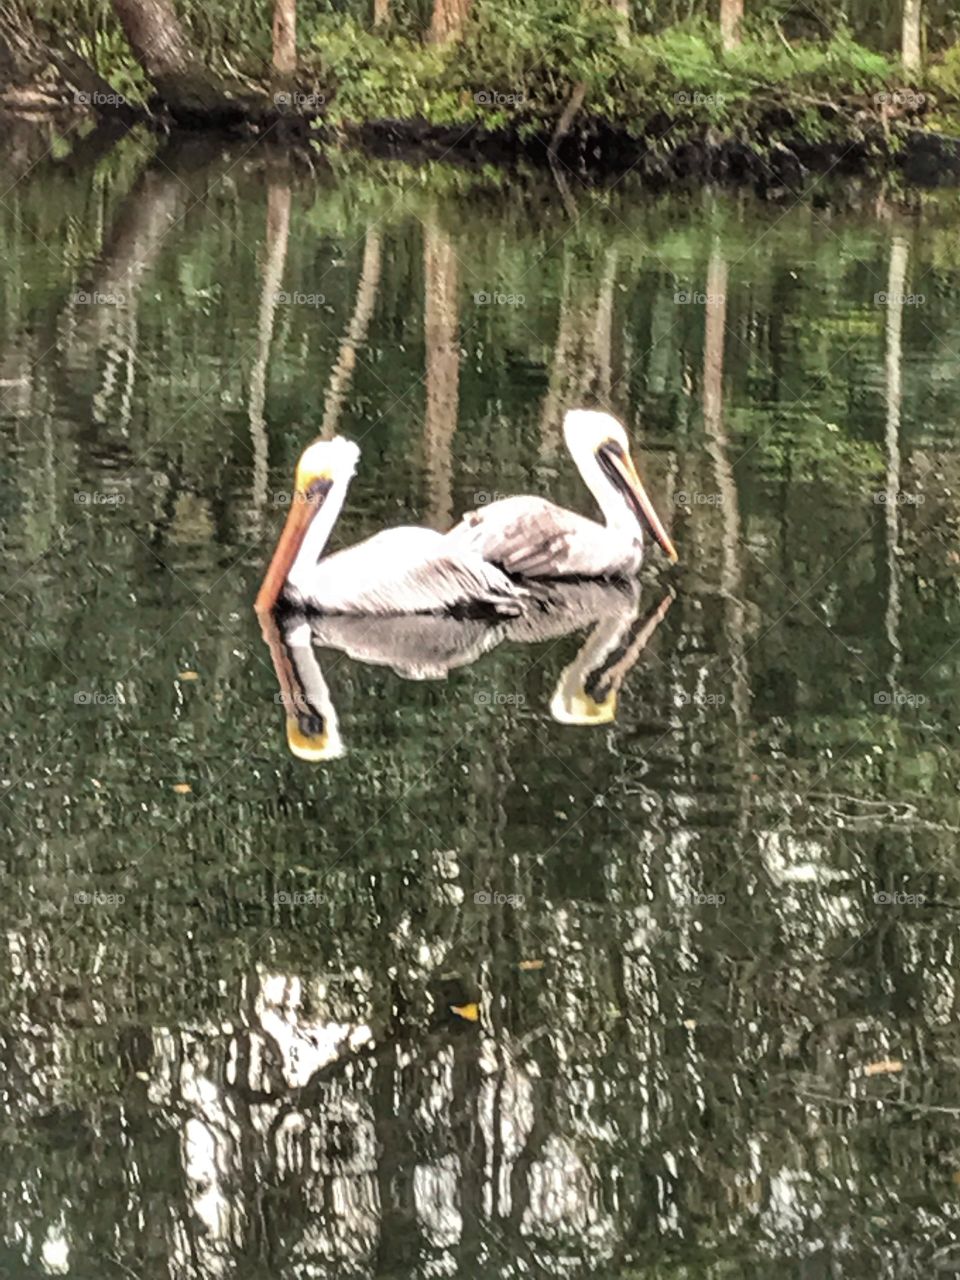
[1, 136, 959, 1278]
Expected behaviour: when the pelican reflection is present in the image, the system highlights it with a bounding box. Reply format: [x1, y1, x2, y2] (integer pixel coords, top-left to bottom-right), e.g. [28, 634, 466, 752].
[259, 583, 674, 759]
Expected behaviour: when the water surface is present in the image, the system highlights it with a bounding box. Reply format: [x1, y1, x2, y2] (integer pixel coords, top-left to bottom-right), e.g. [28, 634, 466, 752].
[1, 139, 959, 1278]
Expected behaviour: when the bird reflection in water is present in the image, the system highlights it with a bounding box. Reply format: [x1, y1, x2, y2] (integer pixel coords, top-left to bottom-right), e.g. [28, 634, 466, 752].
[257, 583, 674, 759]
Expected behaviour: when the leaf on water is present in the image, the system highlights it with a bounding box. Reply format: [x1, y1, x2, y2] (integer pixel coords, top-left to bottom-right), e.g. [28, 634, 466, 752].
[172, 783, 193, 795]
[450, 1002, 479, 1022]
[863, 1059, 903, 1077]
[178, 670, 199, 681]
[518, 959, 544, 971]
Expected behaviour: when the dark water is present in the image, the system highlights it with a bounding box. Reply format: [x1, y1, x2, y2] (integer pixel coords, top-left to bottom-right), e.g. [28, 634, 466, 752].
[1, 135, 960, 1278]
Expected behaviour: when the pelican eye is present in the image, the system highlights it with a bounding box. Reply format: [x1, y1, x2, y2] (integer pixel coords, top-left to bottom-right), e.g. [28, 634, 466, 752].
[302, 477, 334, 504]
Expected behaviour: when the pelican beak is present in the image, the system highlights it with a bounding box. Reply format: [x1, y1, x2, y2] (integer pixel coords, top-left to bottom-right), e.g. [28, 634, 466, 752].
[550, 684, 618, 726]
[599, 442, 678, 564]
[254, 448, 334, 614]
[285, 702, 344, 761]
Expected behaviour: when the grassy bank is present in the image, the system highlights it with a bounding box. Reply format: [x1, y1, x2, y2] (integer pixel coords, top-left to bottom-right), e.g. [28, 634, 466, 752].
[7, 1, 960, 184]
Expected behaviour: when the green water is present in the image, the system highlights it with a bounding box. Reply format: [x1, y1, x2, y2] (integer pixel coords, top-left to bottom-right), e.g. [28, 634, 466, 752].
[1, 136, 960, 1278]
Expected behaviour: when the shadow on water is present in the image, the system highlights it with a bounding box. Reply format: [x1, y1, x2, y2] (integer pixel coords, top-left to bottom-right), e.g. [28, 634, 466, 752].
[1, 127, 960, 1276]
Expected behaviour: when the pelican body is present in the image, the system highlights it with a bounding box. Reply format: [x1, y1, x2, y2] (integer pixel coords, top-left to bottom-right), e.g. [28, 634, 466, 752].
[255, 437, 525, 618]
[447, 409, 677, 579]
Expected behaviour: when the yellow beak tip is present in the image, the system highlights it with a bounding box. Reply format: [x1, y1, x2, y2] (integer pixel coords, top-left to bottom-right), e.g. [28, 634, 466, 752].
[550, 689, 617, 726]
[286, 717, 342, 761]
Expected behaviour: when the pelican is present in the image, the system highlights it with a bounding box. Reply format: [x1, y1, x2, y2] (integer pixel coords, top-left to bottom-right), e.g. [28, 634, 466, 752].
[255, 436, 526, 618]
[447, 409, 678, 578]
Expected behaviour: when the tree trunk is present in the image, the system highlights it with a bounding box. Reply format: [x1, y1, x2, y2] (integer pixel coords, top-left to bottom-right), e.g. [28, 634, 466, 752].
[701, 248, 751, 824]
[422, 219, 460, 530]
[373, 0, 390, 27]
[902, 0, 922, 73]
[272, 0, 297, 76]
[248, 180, 292, 531]
[608, 0, 630, 41]
[110, 0, 194, 79]
[109, 0, 262, 127]
[320, 230, 383, 440]
[719, 0, 743, 51]
[428, 0, 471, 45]
[883, 237, 908, 692]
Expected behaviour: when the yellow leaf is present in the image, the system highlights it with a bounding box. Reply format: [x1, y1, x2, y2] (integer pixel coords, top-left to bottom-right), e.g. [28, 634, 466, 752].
[450, 1002, 479, 1022]
[172, 783, 193, 795]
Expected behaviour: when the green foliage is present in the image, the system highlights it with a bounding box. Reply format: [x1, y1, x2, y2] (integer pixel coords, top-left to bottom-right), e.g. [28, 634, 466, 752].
[930, 41, 960, 99]
[304, 4, 900, 135]
[312, 16, 461, 123]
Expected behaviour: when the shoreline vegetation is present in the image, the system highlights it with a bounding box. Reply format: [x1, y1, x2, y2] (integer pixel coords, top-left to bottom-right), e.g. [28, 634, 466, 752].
[5, 1, 960, 186]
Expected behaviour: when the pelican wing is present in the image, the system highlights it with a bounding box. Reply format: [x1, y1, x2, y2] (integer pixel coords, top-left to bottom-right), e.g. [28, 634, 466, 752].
[448, 496, 633, 579]
[307, 527, 526, 616]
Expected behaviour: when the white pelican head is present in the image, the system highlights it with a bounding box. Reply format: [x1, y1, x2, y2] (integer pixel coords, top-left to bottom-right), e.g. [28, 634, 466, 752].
[563, 409, 678, 563]
[255, 435, 361, 614]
